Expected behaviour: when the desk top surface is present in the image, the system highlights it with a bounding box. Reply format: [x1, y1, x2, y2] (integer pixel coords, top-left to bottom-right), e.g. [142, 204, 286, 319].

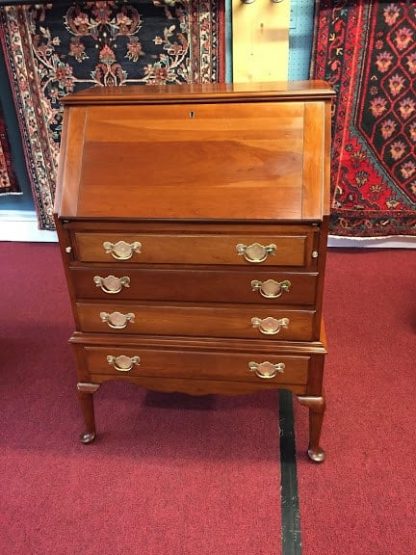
[63, 81, 335, 105]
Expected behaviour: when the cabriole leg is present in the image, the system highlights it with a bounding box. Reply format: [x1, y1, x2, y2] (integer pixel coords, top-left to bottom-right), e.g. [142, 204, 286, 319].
[297, 395, 326, 463]
[77, 382, 100, 444]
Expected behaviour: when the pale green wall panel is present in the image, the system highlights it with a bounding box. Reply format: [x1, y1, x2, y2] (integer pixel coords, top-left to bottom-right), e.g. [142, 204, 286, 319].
[226, 0, 314, 82]
[288, 0, 315, 80]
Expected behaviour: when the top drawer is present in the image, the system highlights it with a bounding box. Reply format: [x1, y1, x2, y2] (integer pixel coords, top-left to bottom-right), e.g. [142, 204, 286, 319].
[73, 232, 314, 267]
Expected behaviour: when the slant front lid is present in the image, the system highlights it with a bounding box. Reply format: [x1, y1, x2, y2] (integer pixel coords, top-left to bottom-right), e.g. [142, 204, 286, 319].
[56, 82, 333, 221]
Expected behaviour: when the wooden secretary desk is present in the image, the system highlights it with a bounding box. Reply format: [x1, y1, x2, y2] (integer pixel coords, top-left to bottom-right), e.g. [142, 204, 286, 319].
[54, 81, 334, 462]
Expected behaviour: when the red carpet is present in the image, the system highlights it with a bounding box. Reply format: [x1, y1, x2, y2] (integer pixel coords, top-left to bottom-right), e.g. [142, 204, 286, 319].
[0, 243, 280, 555]
[1, 243, 415, 554]
[297, 249, 416, 555]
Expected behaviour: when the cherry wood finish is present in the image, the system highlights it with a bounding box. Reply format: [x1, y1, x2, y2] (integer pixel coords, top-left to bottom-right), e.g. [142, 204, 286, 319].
[70, 266, 318, 305]
[61, 80, 334, 104]
[82, 345, 309, 384]
[92, 375, 308, 397]
[76, 382, 100, 444]
[74, 232, 311, 266]
[297, 396, 326, 462]
[55, 82, 334, 462]
[76, 301, 316, 340]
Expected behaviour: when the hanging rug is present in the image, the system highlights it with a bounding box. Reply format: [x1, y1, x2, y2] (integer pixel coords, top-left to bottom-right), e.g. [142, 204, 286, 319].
[311, 0, 416, 237]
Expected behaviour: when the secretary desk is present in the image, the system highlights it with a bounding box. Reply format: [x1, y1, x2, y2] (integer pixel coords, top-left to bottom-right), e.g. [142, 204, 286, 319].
[54, 81, 335, 462]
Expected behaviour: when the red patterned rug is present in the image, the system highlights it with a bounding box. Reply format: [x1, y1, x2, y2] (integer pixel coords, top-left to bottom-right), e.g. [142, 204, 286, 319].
[0, 1, 225, 230]
[311, 1, 416, 237]
[0, 99, 19, 195]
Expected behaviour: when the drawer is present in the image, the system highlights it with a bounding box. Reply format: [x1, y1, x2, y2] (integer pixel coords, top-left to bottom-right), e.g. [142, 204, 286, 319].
[76, 302, 315, 341]
[73, 232, 312, 266]
[82, 345, 310, 386]
[70, 266, 318, 305]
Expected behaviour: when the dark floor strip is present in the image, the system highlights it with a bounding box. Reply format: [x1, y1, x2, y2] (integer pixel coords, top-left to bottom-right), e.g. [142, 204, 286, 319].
[279, 390, 302, 555]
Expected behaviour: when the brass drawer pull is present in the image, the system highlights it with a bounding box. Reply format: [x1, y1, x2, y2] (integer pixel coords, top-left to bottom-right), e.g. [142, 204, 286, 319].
[107, 354, 140, 372]
[248, 361, 285, 379]
[102, 240, 141, 260]
[100, 311, 135, 329]
[251, 316, 289, 335]
[251, 279, 291, 298]
[94, 275, 131, 294]
[236, 242, 277, 263]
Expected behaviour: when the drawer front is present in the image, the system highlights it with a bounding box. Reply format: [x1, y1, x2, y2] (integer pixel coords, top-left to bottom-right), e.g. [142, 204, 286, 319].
[70, 267, 318, 305]
[73, 232, 312, 266]
[77, 302, 315, 341]
[83, 345, 309, 385]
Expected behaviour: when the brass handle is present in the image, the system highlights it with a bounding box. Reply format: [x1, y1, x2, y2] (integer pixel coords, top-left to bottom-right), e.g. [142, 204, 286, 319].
[251, 279, 291, 299]
[102, 240, 141, 260]
[100, 311, 135, 329]
[153, 0, 177, 6]
[94, 275, 131, 294]
[248, 361, 285, 379]
[107, 354, 140, 372]
[251, 316, 289, 335]
[236, 243, 277, 263]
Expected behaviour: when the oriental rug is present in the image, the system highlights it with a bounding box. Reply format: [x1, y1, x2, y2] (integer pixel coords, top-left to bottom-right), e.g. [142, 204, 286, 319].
[0, 1, 225, 230]
[0, 99, 19, 195]
[311, 1, 416, 237]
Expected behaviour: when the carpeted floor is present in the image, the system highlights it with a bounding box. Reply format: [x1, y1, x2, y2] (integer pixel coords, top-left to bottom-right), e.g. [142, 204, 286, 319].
[297, 248, 416, 555]
[0, 243, 415, 554]
[0, 242, 281, 555]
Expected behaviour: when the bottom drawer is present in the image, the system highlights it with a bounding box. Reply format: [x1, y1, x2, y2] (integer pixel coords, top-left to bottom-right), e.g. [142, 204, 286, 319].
[81, 345, 309, 386]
